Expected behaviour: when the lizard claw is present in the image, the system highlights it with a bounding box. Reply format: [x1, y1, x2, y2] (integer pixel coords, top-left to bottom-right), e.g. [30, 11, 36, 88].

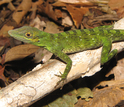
[54, 72, 67, 89]
[55, 71, 63, 77]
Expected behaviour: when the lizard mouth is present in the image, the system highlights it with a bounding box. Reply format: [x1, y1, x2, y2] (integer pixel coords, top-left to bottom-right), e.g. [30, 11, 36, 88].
[8, 30, 30, 43]
[8, 30, 18, 38]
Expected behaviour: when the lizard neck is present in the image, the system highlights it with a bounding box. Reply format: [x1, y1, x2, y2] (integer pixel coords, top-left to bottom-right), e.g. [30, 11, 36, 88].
[35, 32, 58, 47]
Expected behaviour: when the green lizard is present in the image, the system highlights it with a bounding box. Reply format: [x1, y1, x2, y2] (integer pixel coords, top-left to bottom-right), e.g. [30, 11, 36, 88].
[8, 25, 123, 87]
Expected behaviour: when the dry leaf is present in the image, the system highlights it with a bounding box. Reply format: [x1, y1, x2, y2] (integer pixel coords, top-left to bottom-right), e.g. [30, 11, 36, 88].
[112, 59, 124, 80]
[38, 2, 62, 24]
[82, 84, 124, 107]
[44, 21, 61, 34]
[108, 0, 124, 18]
[52, 0, 94, 6]
[33, 48, 53, 63]
[0, 36, 10, 46]
[0, 66, 7, 86]
[0, 0, 32, 37]
[5, 44, 40, 63]
[0, 0, 12, 5]
[66, 5, 89, 28]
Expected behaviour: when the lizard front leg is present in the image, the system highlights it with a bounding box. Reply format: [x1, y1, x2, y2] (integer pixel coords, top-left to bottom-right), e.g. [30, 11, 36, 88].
[51, 50, 72, 88]
[101, 38, 117, 65]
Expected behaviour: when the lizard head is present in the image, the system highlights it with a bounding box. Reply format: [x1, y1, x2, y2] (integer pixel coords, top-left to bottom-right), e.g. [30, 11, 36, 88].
[8, 26, 49, 46]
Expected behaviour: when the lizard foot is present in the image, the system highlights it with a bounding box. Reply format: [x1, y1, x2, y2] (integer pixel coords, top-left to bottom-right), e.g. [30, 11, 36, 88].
[54, 72, 67, 89]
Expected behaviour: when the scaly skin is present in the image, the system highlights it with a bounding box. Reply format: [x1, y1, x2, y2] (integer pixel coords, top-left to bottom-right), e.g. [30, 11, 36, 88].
[8, 25, 124, 87]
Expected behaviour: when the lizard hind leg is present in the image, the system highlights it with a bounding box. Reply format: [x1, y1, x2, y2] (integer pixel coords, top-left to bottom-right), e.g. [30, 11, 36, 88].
[101, 38, 118, 65]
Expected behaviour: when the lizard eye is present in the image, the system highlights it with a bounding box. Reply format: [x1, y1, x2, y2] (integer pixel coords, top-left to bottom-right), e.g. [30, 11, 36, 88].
[25, 32, 32, 37]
